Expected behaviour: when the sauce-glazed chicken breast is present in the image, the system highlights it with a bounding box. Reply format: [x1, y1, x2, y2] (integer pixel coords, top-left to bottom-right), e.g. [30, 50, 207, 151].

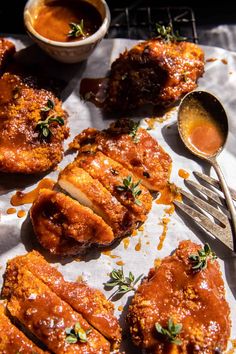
[0, 38, 15, 73]
[75, 151, 153, 223]
[105, 39, 204, 111]
[0, 72, 69, 173]
[2, 251, 121, 349]
[70, 120, 172, 191]
[0, 304, 47, 354]
[5, 268, 110, 353]
[127, 240, 230, 353]
[30, 188, 114, 255]
[58, 162, 135, 237]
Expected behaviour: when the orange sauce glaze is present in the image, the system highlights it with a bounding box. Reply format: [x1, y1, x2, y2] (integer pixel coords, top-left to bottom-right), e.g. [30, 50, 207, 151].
[156, 183, 182, 205]
[10, 178, 55, 206]
[180, 97, 225, 157]
[157, 217, 170, 250]
[178, 168, 190, 179]
[17, 210, 26, 218]
[6, 207, 16, 214]
[33, 0, 102, 42]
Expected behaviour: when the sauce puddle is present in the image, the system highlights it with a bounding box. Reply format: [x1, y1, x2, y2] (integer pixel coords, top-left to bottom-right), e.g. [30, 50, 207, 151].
[11, 178, 55, 206]
[157, 217, 170, 250]
[80, 78, 108, 107]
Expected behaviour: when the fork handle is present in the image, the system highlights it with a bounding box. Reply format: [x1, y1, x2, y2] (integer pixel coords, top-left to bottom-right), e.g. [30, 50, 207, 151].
[211, 158, 236, 251]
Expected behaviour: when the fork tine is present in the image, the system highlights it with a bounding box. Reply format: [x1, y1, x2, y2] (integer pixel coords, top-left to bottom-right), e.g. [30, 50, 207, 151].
[194, 171, 236, 201]
[174, 200, 234, 251]
[185, 179, 227, 208]
[179, 188, 228, 225]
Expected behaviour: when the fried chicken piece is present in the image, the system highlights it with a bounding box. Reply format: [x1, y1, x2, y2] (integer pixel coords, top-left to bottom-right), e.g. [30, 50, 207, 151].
[0, 304, 46, 354]
[127, 240, 230, 353]
[70, 120, 172, 191]
[5, 267, 110, 354]
[75, 151, 152, 223]
[0, 39, 15, 73]
[30, 188, 114, 255]
[58, 162, 134, 237]
[2, 251, 121, 348]
[105, 39, 204, 111]
[0, 72, 69, 173]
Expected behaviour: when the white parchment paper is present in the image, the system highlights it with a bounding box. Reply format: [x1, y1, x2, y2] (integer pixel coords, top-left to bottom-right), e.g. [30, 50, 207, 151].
[0, 37, 236, 353]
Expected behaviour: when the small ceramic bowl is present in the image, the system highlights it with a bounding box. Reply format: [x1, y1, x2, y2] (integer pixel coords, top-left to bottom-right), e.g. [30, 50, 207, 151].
[24, 0, 110, 63]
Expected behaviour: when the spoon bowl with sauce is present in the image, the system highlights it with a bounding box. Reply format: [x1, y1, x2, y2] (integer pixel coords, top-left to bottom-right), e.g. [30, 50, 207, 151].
[24, 0, 110, 63]
[178, 90, 236, 247]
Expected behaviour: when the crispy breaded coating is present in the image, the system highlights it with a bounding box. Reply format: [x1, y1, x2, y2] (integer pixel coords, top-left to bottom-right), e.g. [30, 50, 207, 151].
[70, 120, 172, 191]
[127, 240, 230, 353]
[105, 39, 204, 111]
[2, 250, 121, 348]
[5, 268, 110, 354]
[0, 72, 69, 173]
[30, 188, 114, 255]
[0, 38, 15, 73]
[58, 162, 134, 237]
[75, 151, 152, 223]
[0, 304, 46, 354]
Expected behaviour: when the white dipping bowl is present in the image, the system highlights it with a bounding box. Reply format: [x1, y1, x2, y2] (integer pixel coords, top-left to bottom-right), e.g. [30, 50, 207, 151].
[24, 0, 110, 63]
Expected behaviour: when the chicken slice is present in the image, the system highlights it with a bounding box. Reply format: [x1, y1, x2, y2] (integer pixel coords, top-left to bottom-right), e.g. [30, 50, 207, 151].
[30, 188, 114, 256]
[0, 72, 69, 173]
[58, 162, 134, 237]
[105, 39, 204, 111]
[5, 268, 110, 354]
[2, 250, 121, 348]
[75, 151, 152, 223]
[0, 304, 47, 354]
[70, 120, 172, 191]
[127, 240, 230, 353]
[0, 38, 15, 73]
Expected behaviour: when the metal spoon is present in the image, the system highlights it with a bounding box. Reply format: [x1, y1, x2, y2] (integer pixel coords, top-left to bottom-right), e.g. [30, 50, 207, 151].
[177, 90, 236, 249]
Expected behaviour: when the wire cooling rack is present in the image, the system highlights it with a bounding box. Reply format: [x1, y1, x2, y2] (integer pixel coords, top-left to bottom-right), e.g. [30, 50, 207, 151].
[107, 4, 198, 43]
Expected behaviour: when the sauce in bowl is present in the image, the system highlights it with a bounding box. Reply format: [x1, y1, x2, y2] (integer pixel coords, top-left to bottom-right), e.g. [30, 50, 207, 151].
[33, 0, 102, 42]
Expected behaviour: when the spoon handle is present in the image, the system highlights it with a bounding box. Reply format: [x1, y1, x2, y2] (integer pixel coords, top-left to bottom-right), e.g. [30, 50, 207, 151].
[211, 159, 236, 250]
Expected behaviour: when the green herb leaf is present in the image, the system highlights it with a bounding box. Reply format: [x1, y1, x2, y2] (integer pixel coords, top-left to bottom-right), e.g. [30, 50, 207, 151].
[155, 23, 186, 42]
[65, 322, 91, 344]
[116, 175, 142, 206]
[104, 267, 143, 298]
[36, 115, 64, 140]
[129, 121, 140, 143]
[155, 318, 182, 345]
[189, 243, 217, 271]
[41, 98, 55, 112]
[68, 20, 85, 38]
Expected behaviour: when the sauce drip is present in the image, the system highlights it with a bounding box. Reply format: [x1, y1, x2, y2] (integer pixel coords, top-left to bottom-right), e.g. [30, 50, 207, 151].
[156, 183, 182, 205]
[116, 260, 125, 266]
[10, 178, 55, 206]
[6, 207, 16, 214]
[180, 97, 226, 157]
[135, 239, 142, 252]
[80, 78, 108, 107]
[157, 217, 170, 250]
[178, 168, 190, 179]
[34, 0, 102, 42]
[17, 210, 26, 218]
[122, 238, 130, 250]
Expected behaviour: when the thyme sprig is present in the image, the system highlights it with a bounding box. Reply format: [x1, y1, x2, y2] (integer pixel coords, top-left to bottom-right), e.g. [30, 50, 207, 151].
[129, 121, 140, 143]
[65, 322, 91, 344]
[104, 268, 143, 298]
[189, 243, 217, 271]
[116, 175, 142, 206]
[155, 23, 186, 42]
[68, 20, 85, 38]
[155, 318, 182, 345]
[36, 99, 64, 139]
[36, 116, 64, 139]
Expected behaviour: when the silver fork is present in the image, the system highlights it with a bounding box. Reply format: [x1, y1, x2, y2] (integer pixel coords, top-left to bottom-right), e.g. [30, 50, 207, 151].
[174, 171, 236, 252]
